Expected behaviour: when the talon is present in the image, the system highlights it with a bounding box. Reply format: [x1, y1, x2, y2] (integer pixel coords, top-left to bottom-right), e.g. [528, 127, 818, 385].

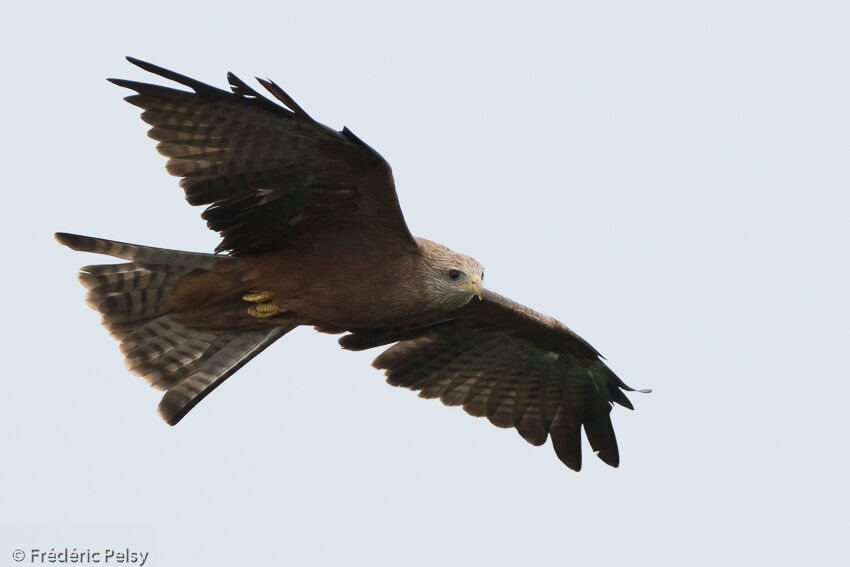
[243, 291, 275, 303]
[248, 302, 283, 319]
[243, 290, 285, 319]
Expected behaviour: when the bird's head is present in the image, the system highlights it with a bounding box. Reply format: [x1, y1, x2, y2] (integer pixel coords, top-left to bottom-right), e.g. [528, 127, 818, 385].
[417, 238, 484, 310]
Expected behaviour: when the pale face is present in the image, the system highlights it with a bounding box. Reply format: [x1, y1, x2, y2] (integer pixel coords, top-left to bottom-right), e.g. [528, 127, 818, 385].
[417, 238, 485, 311]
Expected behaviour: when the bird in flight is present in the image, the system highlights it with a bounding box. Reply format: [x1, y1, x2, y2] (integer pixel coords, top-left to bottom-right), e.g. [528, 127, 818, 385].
[57, 57, 648, 471]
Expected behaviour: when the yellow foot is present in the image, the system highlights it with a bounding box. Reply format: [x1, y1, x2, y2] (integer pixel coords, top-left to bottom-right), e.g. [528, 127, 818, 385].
[242, 290, 285, 319]
[242, 291, 275, 303]
[248, 303, 283, 318]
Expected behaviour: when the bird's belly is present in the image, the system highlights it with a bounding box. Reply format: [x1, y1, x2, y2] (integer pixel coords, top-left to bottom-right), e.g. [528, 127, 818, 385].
[284, 284, 421, 329]
[242, 251, 428, 329]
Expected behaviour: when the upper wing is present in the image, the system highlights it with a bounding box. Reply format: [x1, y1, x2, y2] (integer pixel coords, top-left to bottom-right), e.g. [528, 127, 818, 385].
[110, 57, 417, 255]
[341, 290, 647, 471]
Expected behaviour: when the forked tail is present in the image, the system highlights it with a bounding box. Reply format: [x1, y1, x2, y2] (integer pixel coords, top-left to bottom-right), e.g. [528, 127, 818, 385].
[56, 233, 292, 424]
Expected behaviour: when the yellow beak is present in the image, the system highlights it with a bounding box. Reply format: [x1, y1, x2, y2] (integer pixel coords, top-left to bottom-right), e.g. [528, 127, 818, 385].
[456, 276, 483, 300]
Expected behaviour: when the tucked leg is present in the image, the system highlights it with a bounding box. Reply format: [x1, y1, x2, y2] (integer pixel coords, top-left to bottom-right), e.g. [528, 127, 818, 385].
[242, 290, 284, 319]
[242, 291, 275, 303]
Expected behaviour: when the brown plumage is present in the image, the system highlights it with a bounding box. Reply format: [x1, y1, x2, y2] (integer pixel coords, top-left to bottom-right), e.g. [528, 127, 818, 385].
[57, 57, 648, 471]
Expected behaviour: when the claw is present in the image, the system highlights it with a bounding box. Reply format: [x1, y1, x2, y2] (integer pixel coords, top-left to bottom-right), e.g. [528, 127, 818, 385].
[243, 290, 285, 319]
[242, 291, 275, 303]
[248, 303, 283, 318]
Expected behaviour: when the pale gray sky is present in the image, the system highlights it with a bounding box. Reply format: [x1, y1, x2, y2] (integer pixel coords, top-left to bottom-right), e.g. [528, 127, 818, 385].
[2, 1, 848, 565]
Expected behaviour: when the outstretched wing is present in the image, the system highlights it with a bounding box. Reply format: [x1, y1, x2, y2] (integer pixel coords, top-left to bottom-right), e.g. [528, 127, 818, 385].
[110, 57, 416, 255]
[341, 290, 647, 471]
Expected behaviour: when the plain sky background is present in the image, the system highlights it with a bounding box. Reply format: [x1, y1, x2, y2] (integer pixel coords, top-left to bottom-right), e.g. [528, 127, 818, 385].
[2, 1, 848, 565]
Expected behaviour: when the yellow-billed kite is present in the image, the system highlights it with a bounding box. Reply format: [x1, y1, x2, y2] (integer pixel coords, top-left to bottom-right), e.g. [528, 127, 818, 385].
[57, 57, 648, 471]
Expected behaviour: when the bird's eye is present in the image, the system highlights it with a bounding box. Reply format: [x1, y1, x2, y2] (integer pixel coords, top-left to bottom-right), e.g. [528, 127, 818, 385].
[447, 269, 462, 281]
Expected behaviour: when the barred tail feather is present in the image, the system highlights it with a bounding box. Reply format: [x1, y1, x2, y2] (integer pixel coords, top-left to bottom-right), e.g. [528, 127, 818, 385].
[157, 325, 293, 425]
[57, 232, 293, 424]
[121, 315, 292, 425]
[55, 232, 220, 268]
[81, 263, 197, 332]
[56, 232, 218, 340]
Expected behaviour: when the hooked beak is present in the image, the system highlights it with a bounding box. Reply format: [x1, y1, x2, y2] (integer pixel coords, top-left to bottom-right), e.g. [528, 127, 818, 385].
[456, 276, 483, 300]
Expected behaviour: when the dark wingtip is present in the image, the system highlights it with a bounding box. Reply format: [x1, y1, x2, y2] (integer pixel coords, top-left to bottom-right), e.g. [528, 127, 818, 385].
[598, 456, 620, 468]
[342, 126, 366, 145]
[106, 77, 142, 91]
[120, 57, 227, 95]
[256, 77, 310, 118]
[611, 388, 635, 410]
[125, 56, 156, 72]
[595, 447, 620, 468]
[123, 57, 172, 81]
[224, 72, 293, 118]
[226, 72, 240, 91]
[563, 457, 582, 472]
